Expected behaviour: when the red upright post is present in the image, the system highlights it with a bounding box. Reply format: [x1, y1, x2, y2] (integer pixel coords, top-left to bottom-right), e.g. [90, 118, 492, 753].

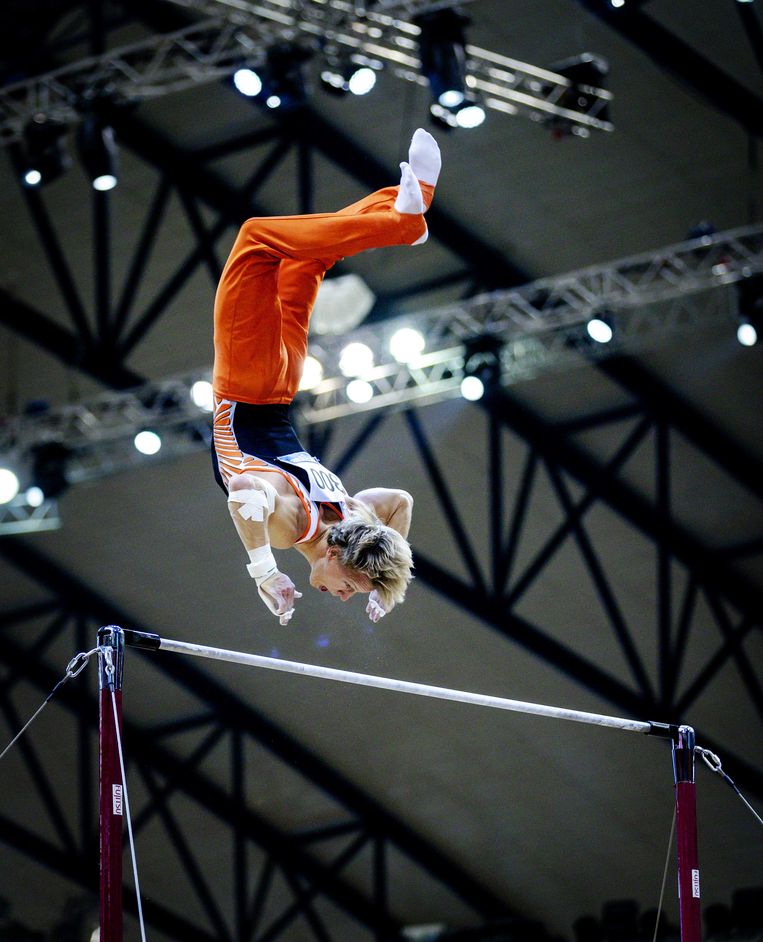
[672, 725, 701, 942]
[99, 626, 125, 942]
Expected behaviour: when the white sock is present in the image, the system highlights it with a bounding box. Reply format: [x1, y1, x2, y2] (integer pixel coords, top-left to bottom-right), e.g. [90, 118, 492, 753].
[408, 128, 441, 187]
[394, 161, 424, 214]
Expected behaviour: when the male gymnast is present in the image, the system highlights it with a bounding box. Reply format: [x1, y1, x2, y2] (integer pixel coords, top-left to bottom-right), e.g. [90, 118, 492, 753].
[211, 129, 441, 625]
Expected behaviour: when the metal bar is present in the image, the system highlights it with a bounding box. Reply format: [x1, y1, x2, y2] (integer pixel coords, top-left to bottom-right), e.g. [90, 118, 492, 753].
[672, 726, 701, 942]
[77, 615, 94, 857]
[405, 409, 487, 593]
[132, 724, 226, 834]
[415, 551, 655, 719]
[8, 146, 93, 343]
[99, 625, 124, 942]
[2, 609, 69, 695]
[503, 416, 652, 607]
[93, 188, 112, 346]
[233, 729, 247, 942]
[656, 418, 672, 709]
[0, 688, 78, 854]
[597, 357, 763, 504]
[573, 0, 763, 137]
[543, 459, 655, 700]
[278, 868, 333, 942]
[0, 811, 218, 942]
[138, 760, 233, 942]
[489, 409, 504, 595]
[112, 175, 172, 341]
[177, 187, 223, 284]
[373, 838, 388, 942]
[674, 613, 756, 718]
[665, 576, 698, 711]
[118, 136, 292, 360]
[497, 448, 537, 595]
[332, 413, 386, 477]
[702, 589, 763, 723]
[247, 857, 276, 942]
[150, 634, 653, 733]
[736, 1, 763, 78]
[0, 288, 142, 389]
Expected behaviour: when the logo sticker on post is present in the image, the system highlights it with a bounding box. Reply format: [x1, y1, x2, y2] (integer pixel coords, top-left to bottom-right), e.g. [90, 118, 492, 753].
[112, 783, 123, 816]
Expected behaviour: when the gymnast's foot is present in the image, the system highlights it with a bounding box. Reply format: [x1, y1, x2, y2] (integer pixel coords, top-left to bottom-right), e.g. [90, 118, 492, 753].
[394, 161, 425, 214]
[408, 127, 441, 188]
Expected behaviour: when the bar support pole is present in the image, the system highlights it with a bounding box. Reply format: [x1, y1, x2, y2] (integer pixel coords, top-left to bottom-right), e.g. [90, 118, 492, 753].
[673, 725, 701, 942]
[98, 625, 124, 942]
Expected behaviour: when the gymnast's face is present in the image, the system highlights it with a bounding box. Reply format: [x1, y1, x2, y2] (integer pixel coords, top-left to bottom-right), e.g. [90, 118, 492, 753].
[309, 547, 373, 602]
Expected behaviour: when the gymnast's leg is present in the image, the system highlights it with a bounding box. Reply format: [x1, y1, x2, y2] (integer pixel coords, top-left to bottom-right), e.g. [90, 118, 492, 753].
[213, 129, 441, 404]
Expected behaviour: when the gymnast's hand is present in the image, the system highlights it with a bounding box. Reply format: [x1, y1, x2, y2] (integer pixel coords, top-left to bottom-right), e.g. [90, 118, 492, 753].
[366, 590, 389, 623]
[258, 571, 303, 626]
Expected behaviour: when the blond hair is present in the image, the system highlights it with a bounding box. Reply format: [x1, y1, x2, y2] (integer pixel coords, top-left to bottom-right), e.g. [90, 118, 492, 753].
[326, 505, 413, 608]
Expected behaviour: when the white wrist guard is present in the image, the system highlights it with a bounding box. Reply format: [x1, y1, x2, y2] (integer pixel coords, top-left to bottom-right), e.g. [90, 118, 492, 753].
[228, 479, 277, 521]
[246, 545, 278, 586]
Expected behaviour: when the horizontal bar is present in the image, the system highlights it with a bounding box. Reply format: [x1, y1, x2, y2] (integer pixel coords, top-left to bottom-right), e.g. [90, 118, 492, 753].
[153, 636, 653, 735]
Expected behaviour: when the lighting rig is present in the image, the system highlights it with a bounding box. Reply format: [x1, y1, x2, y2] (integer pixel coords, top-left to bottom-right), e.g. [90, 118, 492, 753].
[2, 222, 761, 533]
[0, 0, 613, 148]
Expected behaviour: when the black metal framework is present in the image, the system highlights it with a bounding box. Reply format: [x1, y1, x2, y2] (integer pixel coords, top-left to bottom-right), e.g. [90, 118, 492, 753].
[1, 5, 763, 938]
[0, 546, 514, 942]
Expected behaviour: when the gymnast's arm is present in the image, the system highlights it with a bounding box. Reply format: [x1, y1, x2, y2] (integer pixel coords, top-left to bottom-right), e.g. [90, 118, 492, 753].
[352, 487, 413, 538]
[227, 473, 302, 625]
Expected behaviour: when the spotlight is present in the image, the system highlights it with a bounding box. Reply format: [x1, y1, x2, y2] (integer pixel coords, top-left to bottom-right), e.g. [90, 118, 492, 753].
[586, 316, 614, 344]
[346, 379, 374, 404]
[455, 102, 486, 129]
[233, 67, 263, 97]
[20, 114, 70, 188]
[134, 429, 162, 455]
[737, 321, 757, 347]
[190, 380, 214, 411]
[299, 355, 324, 391]
[30, 442, 70, 499]
[339, 342, 374, 377]
[0, 467, 20, 505]
[25, 486, 45, 508]
[736, 274, 763, 347]
[461, 335, 503, 400]
[460, 375, 484, 401]
[320, 52, 379, 97]
[77, 111, 118, 191]
[545, 53, 610, 136]
[415, 9, 471, 109]
[390, 327, 425, 363]
[610, 0, 625, 7]
[261, 43, 311, 111]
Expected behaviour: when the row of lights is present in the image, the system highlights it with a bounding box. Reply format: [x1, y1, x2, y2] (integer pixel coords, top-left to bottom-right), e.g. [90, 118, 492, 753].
[231, 9, 488, 130]
[18, 109, 118, 191]
[3, 295, 758, 505]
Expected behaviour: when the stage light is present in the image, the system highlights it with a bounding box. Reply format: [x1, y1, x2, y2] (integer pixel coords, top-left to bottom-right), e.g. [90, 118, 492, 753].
[586, 316, 614, 343]
[134, 430, 162, 455]
[0, 467, 20, 504]
[339, 342, 374, 377]
[461, 335, 503, 401]
[390, 327, 426, 363]
[346, 379, 374, 404]
[261, 43, 311, 111]
[348, 66, 377, 96]
[20, 114, 70, 188]
[77, 111, 118, 191]
[737, 321, 757, 347]
[311, 274, 375, 334]
[460, 375, 484, 401]
[736, 274, 763, 348]
[190, 380, 214, 411]
[299, 355, 324, 391]
[25, 486, 45, 508]
[610, 0, 625, 7]
[545, 53, 610, 136]
[455, 102, 486, 129]
[233, 67, 263, 97]
[415, 9, 471, 109]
